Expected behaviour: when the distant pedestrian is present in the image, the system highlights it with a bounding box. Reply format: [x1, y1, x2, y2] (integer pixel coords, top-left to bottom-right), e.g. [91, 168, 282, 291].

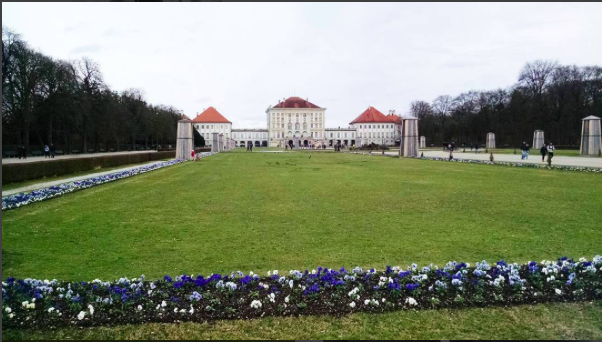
[44, 145, 50, 158]
[547, 142, 555, 166]
[520, 142, 527, 160]
[191, 149, 196, 161]
[451, 142, 456, 151]
[474, 143, 479, 153]
[50, 144, 56, 158]
[524, 144, 530, 159]
[540, 144, 547, 162]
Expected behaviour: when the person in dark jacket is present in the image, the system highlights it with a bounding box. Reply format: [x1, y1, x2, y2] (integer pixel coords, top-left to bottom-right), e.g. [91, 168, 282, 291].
[524, 143, 530, 160]
[520, 142, 527, 160]
[540, 144, 547, 162]
[50, 144, 56, 158]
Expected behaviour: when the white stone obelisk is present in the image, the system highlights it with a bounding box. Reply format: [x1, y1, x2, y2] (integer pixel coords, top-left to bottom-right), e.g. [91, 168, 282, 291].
[218, 134, 224, 152]
[176, 120, 193, 160]
[212, 133, 219, 153]
[486, 133, 496, 150]
[420, 136, 426, 149]
[580, 116, 601, 156]
[533, 130, 545, 150]
[402, 116, 419, 157]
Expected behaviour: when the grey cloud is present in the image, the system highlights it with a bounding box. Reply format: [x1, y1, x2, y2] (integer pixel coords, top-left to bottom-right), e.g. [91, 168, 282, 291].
[70, 44, 102, 55]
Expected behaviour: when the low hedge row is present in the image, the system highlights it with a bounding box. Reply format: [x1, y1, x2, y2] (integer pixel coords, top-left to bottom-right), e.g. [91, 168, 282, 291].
[3, 151, 175, 184]
[3, 148, 212, 184]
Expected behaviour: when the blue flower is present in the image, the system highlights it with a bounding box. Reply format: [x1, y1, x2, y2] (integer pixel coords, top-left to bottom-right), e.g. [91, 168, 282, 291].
[406, 283, 419, 291]
[174, 281, 184, 289]
[164, 275, 172, 283]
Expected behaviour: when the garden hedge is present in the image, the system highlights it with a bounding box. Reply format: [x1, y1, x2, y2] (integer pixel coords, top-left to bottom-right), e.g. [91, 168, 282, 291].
[2, 148, 209, 184]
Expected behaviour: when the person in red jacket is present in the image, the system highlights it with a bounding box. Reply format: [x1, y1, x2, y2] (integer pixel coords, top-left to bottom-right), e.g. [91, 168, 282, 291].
[191, 149, 196, 161]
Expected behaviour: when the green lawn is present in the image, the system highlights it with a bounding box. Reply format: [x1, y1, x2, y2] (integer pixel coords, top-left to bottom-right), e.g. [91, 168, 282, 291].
[3, 152, 602, 339]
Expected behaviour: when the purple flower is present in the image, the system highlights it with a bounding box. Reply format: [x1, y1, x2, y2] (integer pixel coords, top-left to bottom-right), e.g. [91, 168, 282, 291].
[164, 275, 172, 283]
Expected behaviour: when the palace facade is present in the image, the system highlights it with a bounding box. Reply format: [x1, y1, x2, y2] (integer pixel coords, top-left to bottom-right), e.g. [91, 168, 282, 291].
[191, 96, 403, 148]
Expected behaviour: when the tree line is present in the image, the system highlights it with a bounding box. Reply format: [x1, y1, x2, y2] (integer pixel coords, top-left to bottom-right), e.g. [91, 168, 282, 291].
[2, 27, 186, 154]
[409, 60, 602, 148]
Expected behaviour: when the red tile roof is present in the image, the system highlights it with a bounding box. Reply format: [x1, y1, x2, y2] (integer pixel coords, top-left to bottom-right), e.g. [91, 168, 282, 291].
[386, 114, 402, 124]
[272, 97, 321, 109]
[349, 106, 396, 124]
[192, 107, 232, 124]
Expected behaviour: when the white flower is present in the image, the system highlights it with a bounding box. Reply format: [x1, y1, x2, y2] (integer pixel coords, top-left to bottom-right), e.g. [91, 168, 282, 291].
[405, 297, 418, 306]
[22, 301, 29, 307]
[32, 298, 36, 303]
[77, 311, 86, 320]
[364, 299, 370, 305]
[161, 301, 167, 308]
[9, 313, 15, 319]
[289, 280, 294, 289]
[273, 270, 279, 275]
[267, 271, 271, 276]
[180, 309, 186, 313]
[382, 298, 386, 303]
[285, 296, 290, 303]
[349, 301, 356, 308]
[4, 307, 11, 313]
[137, 305, 143, 311]
[26, 303, 35, 310]
[174, 308, 178, 313]
[47, 308, 55, 313]
[156, 304, 161, 310]
[270, 293, 275, 299]
[88, 304, 94, 316]
[250, 300, 262, 309]
[555, 289, 562, 295]
[189, 305, 194, 315]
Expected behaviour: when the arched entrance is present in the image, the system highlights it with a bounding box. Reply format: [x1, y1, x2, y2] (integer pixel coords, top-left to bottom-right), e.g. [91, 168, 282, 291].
[288, 140, 293, 148]
[262, 141, 268, 147]
[254, 141, 261, 147]
[239, 141, 245, 147]
[303, 140, 308, 148]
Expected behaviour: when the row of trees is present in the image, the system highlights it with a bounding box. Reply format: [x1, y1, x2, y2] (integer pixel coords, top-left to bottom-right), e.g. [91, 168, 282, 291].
[2, 27, 186, 153]
[410, 60, 602, 147]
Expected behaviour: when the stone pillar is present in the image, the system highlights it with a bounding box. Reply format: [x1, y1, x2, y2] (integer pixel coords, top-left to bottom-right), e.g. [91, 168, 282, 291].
[486, 132, 496, 150]
[176, 120, 193, 160]
[402, 116, 419, 157]
[356, 137, 362, 148]
[420, 136, 426, 149]
[580, 116, 602, 156]
[218, 134, 224, 152]
[294, 136, 300, 149]
[212, 133, 219, 153]
[532, 130, 545, 150]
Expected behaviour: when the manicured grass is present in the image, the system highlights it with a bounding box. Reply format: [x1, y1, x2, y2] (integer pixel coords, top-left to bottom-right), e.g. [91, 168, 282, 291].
[1, 159, 172, 192]
[3, 152, 601, 280]
[4, 302, 602, 340]
[3, 152, 601, 339]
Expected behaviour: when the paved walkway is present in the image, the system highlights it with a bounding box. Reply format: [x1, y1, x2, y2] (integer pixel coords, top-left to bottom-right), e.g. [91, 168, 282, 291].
[2, 160, 168, 197]
[377, 150, 602, 168]
[2, 150, 158, 164]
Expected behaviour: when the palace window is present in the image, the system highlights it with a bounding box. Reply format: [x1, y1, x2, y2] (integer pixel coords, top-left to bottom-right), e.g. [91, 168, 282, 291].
[295, 122, 300, 130]
[288, 122, 292, 130]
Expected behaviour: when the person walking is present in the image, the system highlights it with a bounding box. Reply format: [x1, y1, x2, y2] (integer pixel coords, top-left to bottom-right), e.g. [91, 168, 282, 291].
[44, 144, 50, 158]
[524, 143, 530, 160]
[50, 144, 56, 158]
[474, 143, 479, 153]
[191, 149, 196, 161]
[540, 144, 547, 162]
[547, 142, 555, 166]
[520, 141, 527, 160]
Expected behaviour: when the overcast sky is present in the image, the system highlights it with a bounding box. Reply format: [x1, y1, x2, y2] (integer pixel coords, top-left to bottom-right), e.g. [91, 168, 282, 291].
[3, 2, 601, 128]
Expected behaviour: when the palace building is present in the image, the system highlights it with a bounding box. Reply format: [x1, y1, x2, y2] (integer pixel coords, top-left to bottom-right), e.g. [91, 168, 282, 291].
[191, 96, 403, 148]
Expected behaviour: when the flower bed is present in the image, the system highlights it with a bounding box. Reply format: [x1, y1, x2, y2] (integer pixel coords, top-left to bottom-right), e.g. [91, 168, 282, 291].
[2, 255, 601, 329]
[2, 152, 217, 211]
[350, 152, 602, 173]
